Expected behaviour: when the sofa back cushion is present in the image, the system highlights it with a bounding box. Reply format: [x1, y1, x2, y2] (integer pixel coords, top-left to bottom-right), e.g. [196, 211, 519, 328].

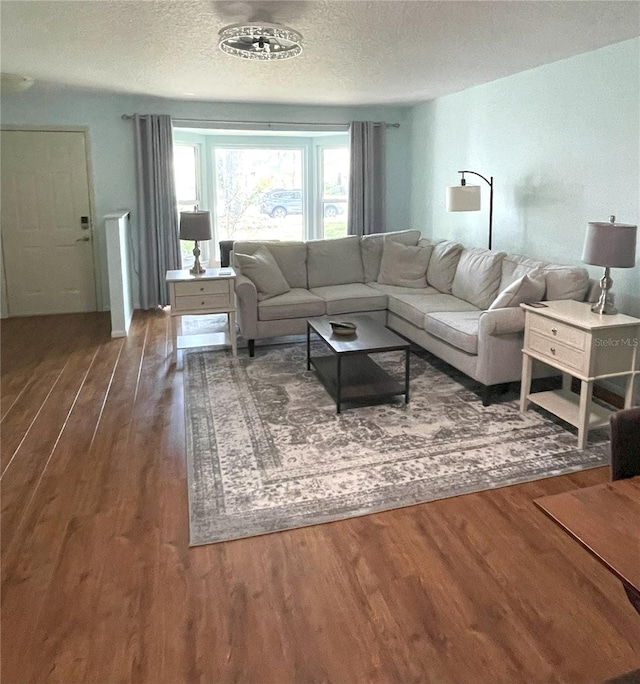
[418, 237, 439, 246]
[500, 254, 549, 291]
[489, 268, 546, 309]
[360, 230, 422, 282]
[233, 240, 307, 289]
[307, 236, 364, 288]
[500, 253, 589, 301]
[378, 240, 434, 288]
[452, 247, 507, 309]
[426, 240, 463, 293]
[543, 265, 590, 301]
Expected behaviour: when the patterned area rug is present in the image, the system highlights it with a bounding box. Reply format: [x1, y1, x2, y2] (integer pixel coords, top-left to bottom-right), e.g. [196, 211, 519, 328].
[184, 343, 609, 546]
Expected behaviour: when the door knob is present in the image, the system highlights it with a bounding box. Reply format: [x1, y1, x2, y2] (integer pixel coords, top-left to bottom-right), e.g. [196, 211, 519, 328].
[75, 236, 91, 242]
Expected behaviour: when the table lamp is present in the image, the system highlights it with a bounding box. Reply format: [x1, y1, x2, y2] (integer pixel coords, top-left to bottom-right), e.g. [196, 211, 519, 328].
[179, 210, 212, 275]
[582, 215, 637, 315]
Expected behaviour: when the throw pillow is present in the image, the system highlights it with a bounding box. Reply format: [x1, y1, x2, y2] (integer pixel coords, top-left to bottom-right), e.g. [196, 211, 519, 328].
[489, 268, 546, 309]
[235, 246, 291, 301]
[360, 230, 422, 282]
[377, 240, 434, 288]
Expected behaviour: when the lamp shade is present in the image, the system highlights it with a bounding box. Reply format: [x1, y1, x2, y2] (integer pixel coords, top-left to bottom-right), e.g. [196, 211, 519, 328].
[446, 185, 481, 212]
[582, 220, 637, 268]
[179, 211, 212, 241]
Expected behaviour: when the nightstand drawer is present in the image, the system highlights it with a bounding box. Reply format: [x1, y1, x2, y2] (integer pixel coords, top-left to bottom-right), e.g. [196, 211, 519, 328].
[174, 294, 231, 312]
[528, 331, 587, 373]
[529, 315, 587, 350]
[174, 280, 229, 297]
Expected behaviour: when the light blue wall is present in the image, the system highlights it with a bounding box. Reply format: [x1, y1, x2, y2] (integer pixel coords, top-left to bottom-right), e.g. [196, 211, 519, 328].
[1, 89, 411, 308]
[4, 39, 639, 315]
[410, 38, 640, 316]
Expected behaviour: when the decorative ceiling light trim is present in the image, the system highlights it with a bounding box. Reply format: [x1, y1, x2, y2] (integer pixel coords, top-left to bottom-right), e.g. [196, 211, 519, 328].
[218, 23, 303, 61]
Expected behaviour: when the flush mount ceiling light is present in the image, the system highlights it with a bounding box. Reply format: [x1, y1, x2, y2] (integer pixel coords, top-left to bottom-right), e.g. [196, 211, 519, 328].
[218, 22, 303, 61]
[1, 72, 35, 92]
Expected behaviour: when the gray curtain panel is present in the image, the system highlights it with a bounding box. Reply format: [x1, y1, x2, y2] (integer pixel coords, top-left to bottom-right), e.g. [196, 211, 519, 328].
[348, 121, 385, 236]
[133, 114, 181, 309]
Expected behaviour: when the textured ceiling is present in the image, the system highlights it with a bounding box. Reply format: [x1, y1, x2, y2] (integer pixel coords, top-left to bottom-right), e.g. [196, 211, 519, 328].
[1, 1, 639, 106]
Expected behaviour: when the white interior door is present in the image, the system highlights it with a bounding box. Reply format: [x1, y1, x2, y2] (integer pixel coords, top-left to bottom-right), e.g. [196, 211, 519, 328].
[1, 130, 97, 316]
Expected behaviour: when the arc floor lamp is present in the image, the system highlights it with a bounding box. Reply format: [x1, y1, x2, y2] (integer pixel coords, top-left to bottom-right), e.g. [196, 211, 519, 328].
[446, 170, 494, 250]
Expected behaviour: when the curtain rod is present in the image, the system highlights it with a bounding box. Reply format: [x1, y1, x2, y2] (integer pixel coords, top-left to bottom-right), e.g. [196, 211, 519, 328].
[121, 115, 399, 128]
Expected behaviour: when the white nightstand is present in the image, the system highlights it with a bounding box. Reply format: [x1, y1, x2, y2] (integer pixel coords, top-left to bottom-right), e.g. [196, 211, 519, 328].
[520, 300, 639, 449]
[166, 267, 237, 361]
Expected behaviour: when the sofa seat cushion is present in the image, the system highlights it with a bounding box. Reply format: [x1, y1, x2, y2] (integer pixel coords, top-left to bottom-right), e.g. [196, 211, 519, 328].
[388, 293, 480, 329]
[452, 247, 507, 309]
[360, 230, 422, 282]
[258, 288, 325, 321]
[307, 236, 364, 288]
[309, 284, 387, 315]
[424, 311, 483, 355]
[368, 282, 439, 296]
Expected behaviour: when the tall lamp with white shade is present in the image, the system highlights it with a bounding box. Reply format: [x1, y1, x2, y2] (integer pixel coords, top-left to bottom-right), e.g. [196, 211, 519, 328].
[446, 170, 494, 250]
[179, 210, 212, 275]
[582, 215, 637, 315]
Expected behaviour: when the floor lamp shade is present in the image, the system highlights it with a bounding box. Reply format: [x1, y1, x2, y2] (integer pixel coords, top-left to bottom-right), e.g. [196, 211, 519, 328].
[446, 170, 494, 249]
[446, 185, 481, 212]
[179, 211, 212, 241]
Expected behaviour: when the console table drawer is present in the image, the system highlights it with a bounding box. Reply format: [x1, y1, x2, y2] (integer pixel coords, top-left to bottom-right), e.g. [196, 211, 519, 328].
[174, 294, 231, 312]
[528, 331, 587, 373]
[174, 280, 229, 297]
[529, 314, 586, 350]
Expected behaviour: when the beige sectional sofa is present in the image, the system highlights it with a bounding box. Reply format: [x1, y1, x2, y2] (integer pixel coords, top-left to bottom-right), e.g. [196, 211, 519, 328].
[233, 231, 595, 404]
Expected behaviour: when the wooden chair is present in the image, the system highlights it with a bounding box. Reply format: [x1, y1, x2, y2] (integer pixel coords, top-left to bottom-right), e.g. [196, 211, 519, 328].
[609, 406, 640, 614]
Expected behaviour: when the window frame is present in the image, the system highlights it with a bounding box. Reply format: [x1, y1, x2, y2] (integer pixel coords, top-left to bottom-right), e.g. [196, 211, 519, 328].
[316, 141, 350, 240]
[173, 141, 212, 267]
[211, 141, 309, 244]
[172, 127, 350, 256]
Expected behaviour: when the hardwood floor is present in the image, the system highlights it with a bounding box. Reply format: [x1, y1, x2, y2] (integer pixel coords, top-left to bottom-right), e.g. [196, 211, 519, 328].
[2, 310, 639, 684]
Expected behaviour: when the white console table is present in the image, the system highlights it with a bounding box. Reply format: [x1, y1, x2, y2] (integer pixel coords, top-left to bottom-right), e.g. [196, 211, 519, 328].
[166, 267, 237, 361]
[520, 300, 639, 449]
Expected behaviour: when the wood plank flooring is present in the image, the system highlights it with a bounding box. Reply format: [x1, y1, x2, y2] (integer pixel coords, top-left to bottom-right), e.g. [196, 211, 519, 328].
[2, 310, 639, 684]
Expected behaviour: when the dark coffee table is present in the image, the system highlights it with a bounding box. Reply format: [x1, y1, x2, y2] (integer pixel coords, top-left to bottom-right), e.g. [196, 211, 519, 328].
[306, 314, 410, 413]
